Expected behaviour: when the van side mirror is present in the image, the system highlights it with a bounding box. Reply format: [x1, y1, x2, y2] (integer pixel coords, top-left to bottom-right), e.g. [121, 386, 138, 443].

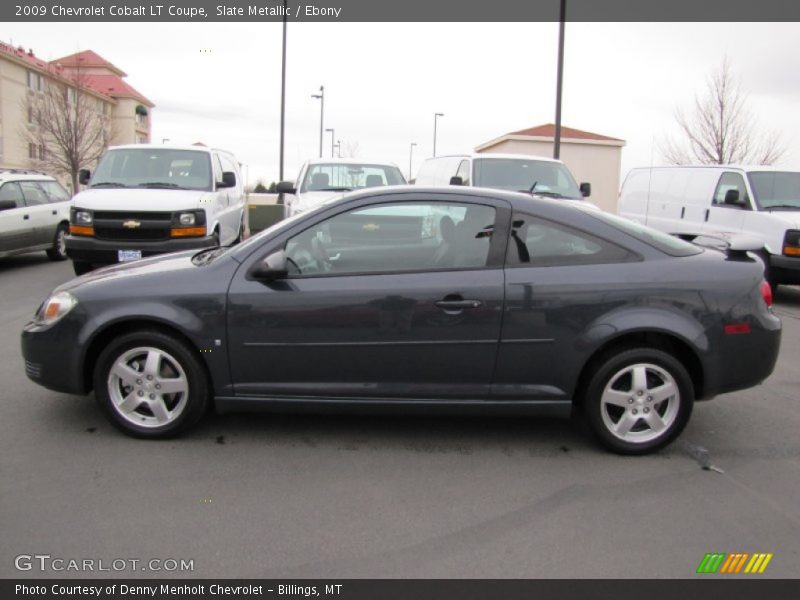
[250, 250, 288, 281]
[276, 181, 296, 194]
[723, 189, 742, 206]
[79, 169, 91, 185]
[449, 176, 464, 186]
[218, 171, 237, 189]
[579, 182, 591, 197]
[0, 200, 17, 211]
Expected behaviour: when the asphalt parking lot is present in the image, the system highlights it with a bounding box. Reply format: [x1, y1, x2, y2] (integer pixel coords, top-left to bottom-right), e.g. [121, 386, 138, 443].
[1, 253, 799, 579]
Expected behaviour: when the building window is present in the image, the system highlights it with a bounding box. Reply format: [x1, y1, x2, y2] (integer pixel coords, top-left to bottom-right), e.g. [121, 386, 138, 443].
[28, 142, 37, 159]
[26, 70, 42, 91]
[39, 144, 46, 160]
[66, 87, 77, 105]
[136, 113, 148, 126]
[136, 134, 148, 144]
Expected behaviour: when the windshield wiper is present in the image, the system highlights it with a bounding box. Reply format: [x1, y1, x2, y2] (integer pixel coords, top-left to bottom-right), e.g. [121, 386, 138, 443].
[319, 187, 352, 192]
[138, 182, 186, 189]
[90, 182, 127, 188]
[763, 204, 800, 210]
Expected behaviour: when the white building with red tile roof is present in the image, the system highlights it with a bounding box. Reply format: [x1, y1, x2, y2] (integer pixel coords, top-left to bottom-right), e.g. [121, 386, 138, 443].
[476, 124, 625, 212]
[0, 43, 154, 190]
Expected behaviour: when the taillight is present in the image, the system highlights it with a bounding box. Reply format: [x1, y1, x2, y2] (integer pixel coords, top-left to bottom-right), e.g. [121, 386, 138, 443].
[760, 280, 773, 308]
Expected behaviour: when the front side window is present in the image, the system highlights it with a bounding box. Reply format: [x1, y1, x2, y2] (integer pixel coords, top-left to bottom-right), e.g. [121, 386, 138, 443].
[285, 202, 496, 277]
[473, 158, 582, 198]
[713, 172, 750, 208]
[39, 180, 70, 202]
[300, 163, 406, 193]
[0, 182, 24, 207]
[748, 171, 800, 210]
[90, 149, 212, 191]
[507, 213, 635, 267]
[19, 181, 49, 206]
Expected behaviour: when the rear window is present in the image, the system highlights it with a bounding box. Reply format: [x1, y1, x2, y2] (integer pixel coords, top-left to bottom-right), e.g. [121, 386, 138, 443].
[588, 211, 702, 257]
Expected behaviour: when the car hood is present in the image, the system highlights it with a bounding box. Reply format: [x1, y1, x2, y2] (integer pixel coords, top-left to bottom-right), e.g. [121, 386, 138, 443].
[72, 188, 212, 211]
[762, 208, 800, 228]
[294, 190, 344, 211]
[56, 251, 200, 295]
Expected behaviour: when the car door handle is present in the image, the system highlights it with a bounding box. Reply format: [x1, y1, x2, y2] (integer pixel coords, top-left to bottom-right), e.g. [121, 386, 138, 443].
[434, 299, 482, 311]
[23, 214, 30, 220]
[52, 210, 58, 215]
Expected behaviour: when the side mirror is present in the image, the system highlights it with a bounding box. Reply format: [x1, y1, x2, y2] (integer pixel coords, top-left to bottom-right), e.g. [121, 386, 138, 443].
[449, 176, 464, 186]
[723, 189, 742, 206]
[276, 181, 296, 194]
[79, 169, 91, 185]
[0, 199, 17, 211]
[218, 171, 237, 189]
[579, 182, 591, 197]
[250, 250, 288, 281]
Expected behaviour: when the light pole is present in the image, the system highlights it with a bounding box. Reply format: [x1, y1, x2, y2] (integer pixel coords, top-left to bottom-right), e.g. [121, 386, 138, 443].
[279, 0, 287, 182]
[433, 112, 444, 157]
[554, 0, 566, 159]
[325, 128, 335, 158]
[409, 142, 417, 180]
[161, 138, 170, 144]
[311, 85, 324, 158]
[335, 140, 341, 158]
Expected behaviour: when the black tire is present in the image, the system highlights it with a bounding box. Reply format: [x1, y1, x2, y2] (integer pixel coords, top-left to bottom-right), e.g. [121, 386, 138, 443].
[46, 224, 69, 261]
[584, 347, 694, 455]
[234, 214, 246, 244]
[93, 329, 210, 438]
[72, 261, 93, 276]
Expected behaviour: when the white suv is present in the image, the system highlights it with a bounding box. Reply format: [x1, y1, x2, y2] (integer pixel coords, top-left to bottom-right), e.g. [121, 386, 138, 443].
[66, 144, 245, 275]
[0, 169, 71, 261]
[278, 158, 406, 217]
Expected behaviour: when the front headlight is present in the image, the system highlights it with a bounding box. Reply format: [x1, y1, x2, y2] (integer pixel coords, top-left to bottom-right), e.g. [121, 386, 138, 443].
[179, 212, 196, 226]
[74, 210, 93, 225]
[35, 291, 78, 326]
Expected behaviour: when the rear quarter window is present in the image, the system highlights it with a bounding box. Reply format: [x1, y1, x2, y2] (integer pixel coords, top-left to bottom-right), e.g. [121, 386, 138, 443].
[588, 211, 702, 257]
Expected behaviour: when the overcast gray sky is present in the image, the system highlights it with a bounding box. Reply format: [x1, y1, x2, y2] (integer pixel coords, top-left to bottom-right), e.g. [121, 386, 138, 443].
[7, 22, 800, 187]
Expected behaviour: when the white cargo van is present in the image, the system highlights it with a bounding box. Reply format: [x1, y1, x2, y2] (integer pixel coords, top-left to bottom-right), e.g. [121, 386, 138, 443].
[414, 153, 593, 203]
[66, 144, 245, 275]
[619, 166, 800, 287]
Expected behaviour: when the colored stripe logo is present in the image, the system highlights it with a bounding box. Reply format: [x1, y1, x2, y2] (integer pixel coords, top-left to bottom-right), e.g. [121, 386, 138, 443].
[696, 552, 773, 574]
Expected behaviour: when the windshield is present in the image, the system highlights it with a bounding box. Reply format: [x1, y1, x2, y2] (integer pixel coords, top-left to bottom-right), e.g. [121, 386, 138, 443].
[300, 163, 406, 192]
[473, 158, 582, 198]
[90, 149, 212, 191]
[747, 171, 800, 210]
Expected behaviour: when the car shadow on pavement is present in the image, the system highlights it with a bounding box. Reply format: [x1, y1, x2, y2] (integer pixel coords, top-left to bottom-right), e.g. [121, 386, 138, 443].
[0, 254, 53, 274]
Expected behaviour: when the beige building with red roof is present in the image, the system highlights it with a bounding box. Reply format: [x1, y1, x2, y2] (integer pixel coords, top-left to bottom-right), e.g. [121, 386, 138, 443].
[476, 124, 625, 212]
[0, 42, 154, 191]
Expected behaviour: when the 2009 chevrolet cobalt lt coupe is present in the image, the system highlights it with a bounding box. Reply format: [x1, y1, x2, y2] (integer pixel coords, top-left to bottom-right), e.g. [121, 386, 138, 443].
[22, 187, 781, 454]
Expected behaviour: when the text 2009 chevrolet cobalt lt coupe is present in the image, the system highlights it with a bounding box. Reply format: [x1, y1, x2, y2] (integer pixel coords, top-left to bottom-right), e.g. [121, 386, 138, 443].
[22, 187, 781, 454]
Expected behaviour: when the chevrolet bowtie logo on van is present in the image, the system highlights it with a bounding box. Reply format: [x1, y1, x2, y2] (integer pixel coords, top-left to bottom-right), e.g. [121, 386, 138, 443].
[122, 220, 141, 229]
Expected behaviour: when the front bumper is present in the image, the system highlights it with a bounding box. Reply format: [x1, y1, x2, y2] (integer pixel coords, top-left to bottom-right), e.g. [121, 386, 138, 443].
[65, 234, 217, 265]
[21, 315, 88, 395]
[769, 254, 800, 285]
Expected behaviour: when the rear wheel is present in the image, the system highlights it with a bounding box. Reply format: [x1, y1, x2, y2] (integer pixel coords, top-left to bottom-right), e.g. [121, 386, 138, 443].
[72, 260, 93, 276]
[93, 330, 209, 438]
[46, 224, 68, 261]
[584, 348, 694, 454]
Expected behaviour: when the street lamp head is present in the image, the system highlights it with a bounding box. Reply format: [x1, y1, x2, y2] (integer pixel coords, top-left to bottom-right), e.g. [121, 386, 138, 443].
[325, 128, 334, 133]
[435, 112, 444, 117]
[311, 94, 322, 100]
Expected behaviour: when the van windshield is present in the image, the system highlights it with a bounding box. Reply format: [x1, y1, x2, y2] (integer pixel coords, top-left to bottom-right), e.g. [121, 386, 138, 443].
[300, 163, 406, 192]
[90, 149, 213, 191]
[748, 171, 800, 210]
[473, 158, 582, 198]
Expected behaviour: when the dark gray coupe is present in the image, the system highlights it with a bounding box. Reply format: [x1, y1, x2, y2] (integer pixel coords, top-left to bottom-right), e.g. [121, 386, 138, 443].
[21, 187, 781, 454]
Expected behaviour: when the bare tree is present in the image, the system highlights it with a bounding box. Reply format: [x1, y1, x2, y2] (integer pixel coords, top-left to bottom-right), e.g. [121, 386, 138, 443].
[661, 58, 785, 165]
[21, 68, 115, 192]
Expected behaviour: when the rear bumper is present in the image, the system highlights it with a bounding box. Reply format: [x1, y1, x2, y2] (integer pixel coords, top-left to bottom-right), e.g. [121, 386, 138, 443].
[65, 234, 217, 265]
[769, 254, 800, 285]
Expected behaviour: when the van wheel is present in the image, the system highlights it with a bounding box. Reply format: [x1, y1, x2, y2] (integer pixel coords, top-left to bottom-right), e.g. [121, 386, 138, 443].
[72, 261, 93, 276]
[46, 224, 68, 261]
[93, 330, 209, 438]
[584, 348, 693, 455]
[234, 215, 245, 244]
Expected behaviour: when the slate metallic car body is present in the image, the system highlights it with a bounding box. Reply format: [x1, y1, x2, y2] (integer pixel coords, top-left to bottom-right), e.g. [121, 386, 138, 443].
[21, 187, 781, 453]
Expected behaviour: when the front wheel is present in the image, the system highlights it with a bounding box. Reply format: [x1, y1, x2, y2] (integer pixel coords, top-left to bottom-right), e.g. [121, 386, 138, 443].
[93, 330, 210, 438]
[584, 348, 694, 455]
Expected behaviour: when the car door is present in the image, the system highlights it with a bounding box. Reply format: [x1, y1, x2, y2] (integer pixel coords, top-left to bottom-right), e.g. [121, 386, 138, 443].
[0, 182, 34, 253]
[19, 180, 58, 245]
[227, 193, 510, 400]
[704, 171, 750, 233]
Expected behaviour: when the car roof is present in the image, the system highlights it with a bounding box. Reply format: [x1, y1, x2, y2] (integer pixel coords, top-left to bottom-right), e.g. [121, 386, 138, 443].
[424, 152, 565, 164]
[107, 144, 234, 155]
[304, 157, 402, 168]
[0, 169, 57, 183]
[629, 165, 797, 173]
